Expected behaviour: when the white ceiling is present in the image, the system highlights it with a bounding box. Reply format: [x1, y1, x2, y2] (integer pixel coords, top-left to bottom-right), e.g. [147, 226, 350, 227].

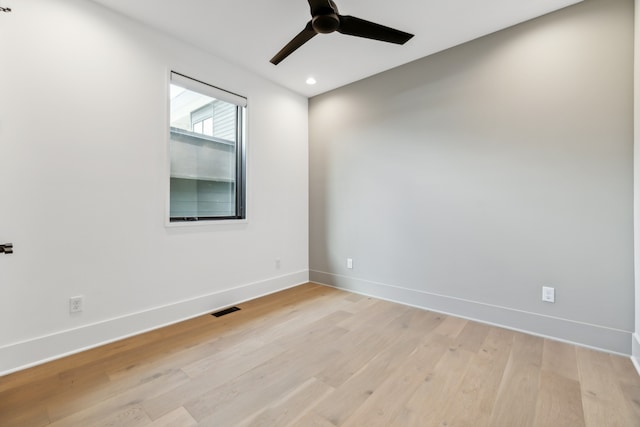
[89, 0, 583, 98]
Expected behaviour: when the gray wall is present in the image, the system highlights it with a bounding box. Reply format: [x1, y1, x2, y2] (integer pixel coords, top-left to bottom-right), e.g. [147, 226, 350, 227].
[309, 0, 634, 353]
[634, 0, 640, 366]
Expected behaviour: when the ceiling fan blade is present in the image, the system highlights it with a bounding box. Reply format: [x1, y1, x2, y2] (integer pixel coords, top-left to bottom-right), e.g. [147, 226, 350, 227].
[270, 22, 317, 65]
[337, 15, 414, 45]
[308, 0, 337, 16]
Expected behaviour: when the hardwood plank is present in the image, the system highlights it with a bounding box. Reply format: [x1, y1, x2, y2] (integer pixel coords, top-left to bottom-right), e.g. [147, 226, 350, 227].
[317, 306, 444, 389]
[47, 368, 189, 424]
[344, 292, 366, 303]
[341, 338, 451, 427]
[0, 365, 110, 418]
[541, 339, 579, 382]
[142, 341, 287, 420]
[337, 299, 409, 331]
[340, 293, 380, 314]
[0, 404, 49, 427]
[533, 370, 585, 427]
[187, 344, 342, 425]
[48, 403, 151, 427]
[283, 411, 336, 427]
[432, 315, 468, 339]
[610, 354, 640, 386]
[273, 311, 352, 349]
[316, 326, 400, 389]
[311, 319, 432, 426]
[236, 377, 334, 427]
[488, 333, 544, 427]
[620, 383, 640, 420]
[440, 326, 515, 427]
[243, 289, 355, 344]
[450, 320, 491, 353]
[180, 338, 268, 378]
[577, 347, 638, 427]
[400, 341, 475, 426]
[145, 407, 197, 427]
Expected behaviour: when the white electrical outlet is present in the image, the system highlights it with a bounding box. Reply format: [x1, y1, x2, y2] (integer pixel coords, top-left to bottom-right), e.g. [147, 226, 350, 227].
[542, 286, 555, 303]
[69, 296, 83, 313]
[347, 258, 353, 269]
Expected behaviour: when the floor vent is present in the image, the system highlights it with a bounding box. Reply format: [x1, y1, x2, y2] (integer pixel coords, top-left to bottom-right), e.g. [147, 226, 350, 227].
[212, 306, 241, 317]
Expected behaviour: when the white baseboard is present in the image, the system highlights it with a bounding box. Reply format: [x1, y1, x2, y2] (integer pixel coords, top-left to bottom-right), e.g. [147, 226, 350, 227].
[0, 270, 309, 376]
[632, 333, 640, 376]
[310, 270, 632, 356]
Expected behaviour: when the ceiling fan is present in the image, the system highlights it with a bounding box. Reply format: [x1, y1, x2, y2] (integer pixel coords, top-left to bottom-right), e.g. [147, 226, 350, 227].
[270, 0, 414, 65]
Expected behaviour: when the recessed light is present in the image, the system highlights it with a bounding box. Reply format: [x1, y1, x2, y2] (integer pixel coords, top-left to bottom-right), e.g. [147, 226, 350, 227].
[306, 77, 317, 85]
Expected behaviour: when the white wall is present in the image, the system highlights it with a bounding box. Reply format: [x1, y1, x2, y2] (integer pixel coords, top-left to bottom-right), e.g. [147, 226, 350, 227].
[0, 0, 309, 374]
[309, 0, 634, 354]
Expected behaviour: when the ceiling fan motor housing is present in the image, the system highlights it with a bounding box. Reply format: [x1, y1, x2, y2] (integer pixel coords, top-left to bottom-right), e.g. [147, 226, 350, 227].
[312, 14, 340, 33]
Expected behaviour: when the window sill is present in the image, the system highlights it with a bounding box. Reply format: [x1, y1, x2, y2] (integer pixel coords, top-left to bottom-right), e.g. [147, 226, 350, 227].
[165, 218, 248, 228]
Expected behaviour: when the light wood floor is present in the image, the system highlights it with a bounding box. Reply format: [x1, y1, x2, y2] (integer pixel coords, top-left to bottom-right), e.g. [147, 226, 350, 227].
[1, 283, 639, 426]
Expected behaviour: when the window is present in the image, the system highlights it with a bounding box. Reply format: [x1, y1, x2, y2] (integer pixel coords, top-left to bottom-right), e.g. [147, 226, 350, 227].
[169, 72, 246, 222]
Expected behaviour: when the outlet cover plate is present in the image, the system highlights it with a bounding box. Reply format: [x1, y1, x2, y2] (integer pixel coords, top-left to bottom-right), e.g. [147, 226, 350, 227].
[542, 286, 555, 303]
[69, 296, 83, 313]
